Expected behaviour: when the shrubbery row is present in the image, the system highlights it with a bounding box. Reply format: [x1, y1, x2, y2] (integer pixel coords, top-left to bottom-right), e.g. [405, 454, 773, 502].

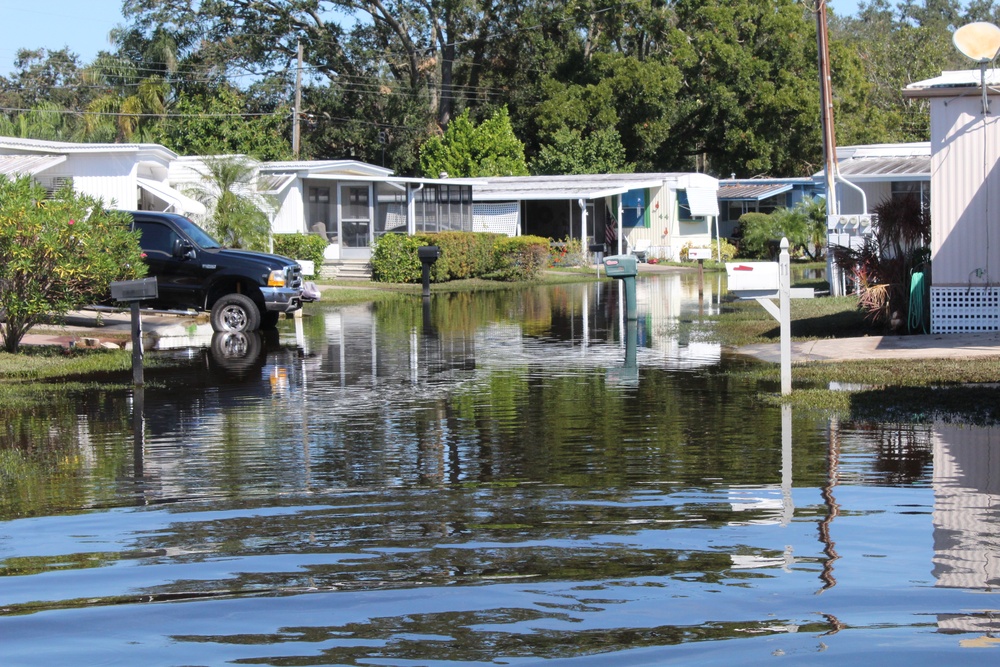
[369, 232, 551, 283]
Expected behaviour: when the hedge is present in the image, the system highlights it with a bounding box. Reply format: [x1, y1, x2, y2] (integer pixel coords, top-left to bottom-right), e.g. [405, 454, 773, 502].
[370, 231, 549, 283]
[273, 233, 328, 268]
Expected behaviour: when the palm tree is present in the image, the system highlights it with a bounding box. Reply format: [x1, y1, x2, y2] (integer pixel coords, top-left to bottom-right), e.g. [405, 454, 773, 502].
[185, 156, 274, 251]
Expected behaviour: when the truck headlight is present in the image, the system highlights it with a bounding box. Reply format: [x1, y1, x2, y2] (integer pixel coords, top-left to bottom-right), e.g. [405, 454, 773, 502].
[266, 269, 286, 287]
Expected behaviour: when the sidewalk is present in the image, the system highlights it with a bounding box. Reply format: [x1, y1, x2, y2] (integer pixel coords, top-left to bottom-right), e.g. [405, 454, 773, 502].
[18, 309, 209, 349]
[737, 332, 1000, 363]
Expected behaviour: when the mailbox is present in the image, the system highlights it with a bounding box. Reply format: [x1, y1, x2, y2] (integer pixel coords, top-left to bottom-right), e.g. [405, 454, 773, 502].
[726, 262, 779, 296]
[418, 245, 441, 298]
[603, 254, 638, 278]
[110, 277, 158, 302]
[588, 243, 606, 254]
[688, 247, 713, 261]
[418, 245, 441, 262]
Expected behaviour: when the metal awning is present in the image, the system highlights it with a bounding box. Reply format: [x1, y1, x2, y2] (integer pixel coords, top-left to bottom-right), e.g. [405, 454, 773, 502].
[687, 187, 720, 216]
[137, 177, 207, 216]
[472, 173, 696, 202]
[718, 183, 793, 201]
[0, 154, 67, 177]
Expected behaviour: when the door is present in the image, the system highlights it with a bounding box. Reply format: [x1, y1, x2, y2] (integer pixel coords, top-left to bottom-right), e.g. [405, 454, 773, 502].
[132, 217, 215, 310]
[339, 184, 373, 259]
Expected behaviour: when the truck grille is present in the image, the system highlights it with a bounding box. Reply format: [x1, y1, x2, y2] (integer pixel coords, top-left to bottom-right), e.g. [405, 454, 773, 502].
[287, 264, 304, 290]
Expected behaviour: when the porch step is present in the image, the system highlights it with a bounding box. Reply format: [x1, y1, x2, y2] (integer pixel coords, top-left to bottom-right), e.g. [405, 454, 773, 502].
[320, 259, 372, 281]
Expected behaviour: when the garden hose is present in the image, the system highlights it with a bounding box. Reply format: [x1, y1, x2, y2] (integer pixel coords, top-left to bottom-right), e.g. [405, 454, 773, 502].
[908, 271, 927, 334]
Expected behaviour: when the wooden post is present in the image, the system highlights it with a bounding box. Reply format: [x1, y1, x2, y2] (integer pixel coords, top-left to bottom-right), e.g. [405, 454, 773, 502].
[130, 301, 144, 387]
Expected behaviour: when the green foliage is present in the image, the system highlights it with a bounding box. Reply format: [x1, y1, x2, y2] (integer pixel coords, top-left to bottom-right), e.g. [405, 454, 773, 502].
[273, 233, 327, 268]
[712, 238, 738, 263]
[371, 232, 548, 283]
[736, 212, 782, 259]
[680, 239, 737, 263]
[490, 236, 551, 282]
[370, 233, 424, 283]
[419, 107, 529, 178]
[424, 232, 499, 281]
[0, 177, 145, 353]
[184, 156, 274, 251]
[737, 197, 826, 260]
[532, 127, 633, 175]
[153, 87, 292, 160]
[768, 198, 823, 259]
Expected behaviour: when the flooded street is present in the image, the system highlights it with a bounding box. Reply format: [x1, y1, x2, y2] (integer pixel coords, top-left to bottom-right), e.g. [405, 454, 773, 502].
[1, 274, 999, 666]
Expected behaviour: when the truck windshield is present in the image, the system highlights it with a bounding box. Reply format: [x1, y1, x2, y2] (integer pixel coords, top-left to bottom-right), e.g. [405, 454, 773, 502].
[175, 215, 222, 249]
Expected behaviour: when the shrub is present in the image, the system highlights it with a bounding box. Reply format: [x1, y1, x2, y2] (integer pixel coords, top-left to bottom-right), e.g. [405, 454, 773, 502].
[273, 233, 327, 268]
[736, 212, 783, 259]
[489, 236, 550, 281]
[680, 239, 737, 263]
[370, 233, 423, 283]
[833, 195, 930, 331]
[549, 237, 585, 267]
[0, 177, 145, 353]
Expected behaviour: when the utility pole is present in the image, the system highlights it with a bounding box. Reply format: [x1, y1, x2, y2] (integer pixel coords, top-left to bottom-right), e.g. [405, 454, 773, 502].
[815, 0, 841, 295]
[293, 40, 303, 160]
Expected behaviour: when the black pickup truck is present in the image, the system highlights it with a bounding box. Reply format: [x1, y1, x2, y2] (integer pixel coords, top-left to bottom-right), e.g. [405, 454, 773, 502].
[123, 211, 304, 332]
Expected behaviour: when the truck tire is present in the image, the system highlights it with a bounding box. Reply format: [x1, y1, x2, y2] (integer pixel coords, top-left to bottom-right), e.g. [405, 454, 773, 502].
[210, 293, 261, 333]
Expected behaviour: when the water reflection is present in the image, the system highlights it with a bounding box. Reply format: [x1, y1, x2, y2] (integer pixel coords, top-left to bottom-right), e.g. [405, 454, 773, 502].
[2, 273, 1000, 664]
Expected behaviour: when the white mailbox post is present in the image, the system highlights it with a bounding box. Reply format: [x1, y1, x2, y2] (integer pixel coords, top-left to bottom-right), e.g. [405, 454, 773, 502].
[726, 239, 812, 395]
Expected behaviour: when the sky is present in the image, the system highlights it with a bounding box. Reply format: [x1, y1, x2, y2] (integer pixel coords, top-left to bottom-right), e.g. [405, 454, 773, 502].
[0, 0, 127, 75]
[0, 0, 866, 77]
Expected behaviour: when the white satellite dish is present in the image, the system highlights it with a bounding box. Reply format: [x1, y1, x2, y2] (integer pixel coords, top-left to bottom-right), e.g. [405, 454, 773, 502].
[953, 22, 1000, 63]
[953, 22, 1000, 114]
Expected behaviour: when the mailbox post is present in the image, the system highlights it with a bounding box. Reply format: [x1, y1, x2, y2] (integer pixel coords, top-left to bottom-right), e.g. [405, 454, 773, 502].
[603, 254, 638, 320]
[725, 239, 813, 395]
[589, 243, 606, 278]
[109, 277, 158, 386]
[417, 245, 441, 298]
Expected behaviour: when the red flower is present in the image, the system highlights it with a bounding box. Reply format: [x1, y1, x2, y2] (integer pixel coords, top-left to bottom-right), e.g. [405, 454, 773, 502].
[68, 219, 75, 225]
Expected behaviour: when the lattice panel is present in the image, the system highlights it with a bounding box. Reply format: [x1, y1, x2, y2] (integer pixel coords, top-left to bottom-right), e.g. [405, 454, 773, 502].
[473, 202, 520, 237]
[931, 287, 1000, 333]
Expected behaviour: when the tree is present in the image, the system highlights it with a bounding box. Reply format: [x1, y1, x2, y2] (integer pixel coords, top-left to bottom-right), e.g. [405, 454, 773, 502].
[0, 178, 145, 353]
[419, 107, 528, 177]
[184, 156, 274, 251]
[531, 127, 633, 175]
[153, 86, 292, 160]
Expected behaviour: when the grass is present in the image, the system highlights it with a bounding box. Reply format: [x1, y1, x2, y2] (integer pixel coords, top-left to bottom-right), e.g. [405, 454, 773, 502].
[0, 346, 135, 381]
[700, 268, 1000, 423]
[317, 270, 603, 304]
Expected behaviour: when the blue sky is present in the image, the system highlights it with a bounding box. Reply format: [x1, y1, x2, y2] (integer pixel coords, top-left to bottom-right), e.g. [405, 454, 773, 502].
[0, 0, 864, 77]
[0, 0, 126, 74]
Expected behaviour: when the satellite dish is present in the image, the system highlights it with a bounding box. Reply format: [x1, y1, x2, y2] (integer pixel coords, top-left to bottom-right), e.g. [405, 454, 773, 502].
[953, 22, 1000, 63]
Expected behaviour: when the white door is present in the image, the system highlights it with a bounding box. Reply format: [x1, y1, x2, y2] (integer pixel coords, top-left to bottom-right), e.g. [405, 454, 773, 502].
[339, 184, 373, 259]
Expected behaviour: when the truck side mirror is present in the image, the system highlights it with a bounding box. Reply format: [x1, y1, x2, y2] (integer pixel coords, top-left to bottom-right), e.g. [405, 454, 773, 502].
[173, 238, 195, 259]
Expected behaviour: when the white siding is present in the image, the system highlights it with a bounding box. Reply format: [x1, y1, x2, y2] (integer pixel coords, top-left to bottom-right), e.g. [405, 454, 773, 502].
[929, 95, 1000, 286]
[62, 154, 139, 209]
[272, 181, 305, 234]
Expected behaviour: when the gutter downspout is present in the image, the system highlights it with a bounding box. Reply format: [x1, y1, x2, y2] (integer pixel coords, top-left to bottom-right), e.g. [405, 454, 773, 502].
[578, 198, 588, 247]
[407, 182, 424, 235]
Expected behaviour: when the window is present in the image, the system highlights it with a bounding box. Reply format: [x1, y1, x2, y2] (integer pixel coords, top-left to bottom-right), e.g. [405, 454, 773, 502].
[134, 221, 179, 257]
[621, 189, 647, 228]
[891, 181, 929, 210]
[677, 190, 696, 221]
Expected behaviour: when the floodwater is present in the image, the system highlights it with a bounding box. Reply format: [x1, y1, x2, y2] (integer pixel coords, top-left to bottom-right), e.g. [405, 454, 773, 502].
[2, 274, 999, 666]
